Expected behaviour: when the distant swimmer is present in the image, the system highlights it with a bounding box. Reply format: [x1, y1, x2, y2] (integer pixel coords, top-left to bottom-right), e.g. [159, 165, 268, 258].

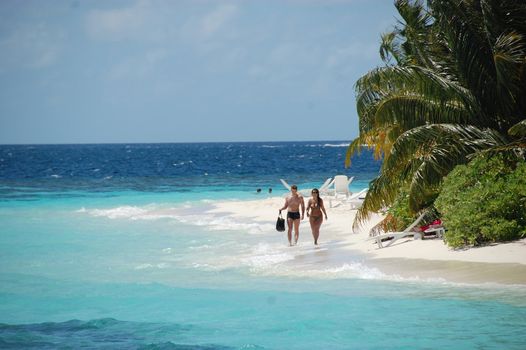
[279, 184, 305, 246]
[268, 188, 272, 193]
[306, 188, 328, 245]
[257, 188, 262, 193]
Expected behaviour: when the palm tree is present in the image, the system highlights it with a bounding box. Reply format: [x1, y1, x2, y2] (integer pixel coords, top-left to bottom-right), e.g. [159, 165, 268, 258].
[347, 0, 526, 226]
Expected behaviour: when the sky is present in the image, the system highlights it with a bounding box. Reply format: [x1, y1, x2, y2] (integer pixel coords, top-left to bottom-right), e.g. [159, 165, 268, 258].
[0, 0, 399, 144]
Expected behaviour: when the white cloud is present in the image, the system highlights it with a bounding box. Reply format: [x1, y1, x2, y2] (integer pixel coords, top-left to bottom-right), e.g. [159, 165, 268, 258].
[108, 48, 168, 80]
[0, 23, 62, 72]
[326, 42, 378, 69]
[246, 42, 323, 84]
[85, 1, 238, 45]
[31, 47, 59, 68]
[85, 0, 151, 41]
[200, 4, 238, 37]
[180, 3, 239, 46]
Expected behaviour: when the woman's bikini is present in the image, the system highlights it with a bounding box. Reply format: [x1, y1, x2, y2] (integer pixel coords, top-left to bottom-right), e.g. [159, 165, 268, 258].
[309, 199, 323, 222]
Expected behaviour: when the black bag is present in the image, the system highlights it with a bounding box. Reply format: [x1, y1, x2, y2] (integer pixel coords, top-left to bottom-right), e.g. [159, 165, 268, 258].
[276, 213, 285, 232]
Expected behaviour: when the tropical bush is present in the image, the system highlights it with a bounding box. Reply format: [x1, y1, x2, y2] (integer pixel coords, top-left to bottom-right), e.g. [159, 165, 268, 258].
[384, 190, 414, 232]
[434, 155, 526, 248]
[347, 0, 526, 231]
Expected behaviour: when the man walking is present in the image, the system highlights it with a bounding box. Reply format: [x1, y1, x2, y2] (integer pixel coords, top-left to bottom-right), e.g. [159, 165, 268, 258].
[279, 185, 305, 246]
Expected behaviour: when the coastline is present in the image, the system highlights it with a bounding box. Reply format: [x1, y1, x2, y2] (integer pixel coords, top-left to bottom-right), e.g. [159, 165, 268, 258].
[206, 196, 526, 285]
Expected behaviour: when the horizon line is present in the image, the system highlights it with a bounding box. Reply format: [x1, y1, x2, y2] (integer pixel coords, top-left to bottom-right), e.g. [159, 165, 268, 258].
[0, 139, 352, 147]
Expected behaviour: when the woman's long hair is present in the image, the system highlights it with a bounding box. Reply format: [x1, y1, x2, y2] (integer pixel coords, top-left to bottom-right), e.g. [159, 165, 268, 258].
[312, 188, 323, 207]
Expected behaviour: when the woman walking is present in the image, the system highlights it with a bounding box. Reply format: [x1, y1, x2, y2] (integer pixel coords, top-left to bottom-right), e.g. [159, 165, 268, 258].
[306, 188, 328, 245]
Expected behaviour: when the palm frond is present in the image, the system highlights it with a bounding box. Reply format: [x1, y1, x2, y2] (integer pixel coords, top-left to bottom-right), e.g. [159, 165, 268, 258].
[480, 0, 526, 39]
[493, 32, 526, 126]
[508, 119, 526, 137]
[373, 93, 470, 128]
[356, 66, 477, 115]
[431, 0, 500, 126]
[380, 31, 405, 65]
[394, 0, 436, 68]
[345, 126, 399, 167]
[354, 124, 507, 223]
[385, 124, 506, 171]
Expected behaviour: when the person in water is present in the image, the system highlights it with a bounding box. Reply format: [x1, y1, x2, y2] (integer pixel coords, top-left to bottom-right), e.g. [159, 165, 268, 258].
[279, 184, 305, 246]
[306, 188, 328, 245]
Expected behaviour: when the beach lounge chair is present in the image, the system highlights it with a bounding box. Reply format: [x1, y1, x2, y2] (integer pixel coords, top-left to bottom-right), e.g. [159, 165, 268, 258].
[346, 188, 368, 209]
[326, 175, 354, 207]
[318, 177, 333, 193]
[371, 212, 427, 248]
[333, 175, 354, 198]
[280, 178, 291, 191]
[280, 178, 333, 196]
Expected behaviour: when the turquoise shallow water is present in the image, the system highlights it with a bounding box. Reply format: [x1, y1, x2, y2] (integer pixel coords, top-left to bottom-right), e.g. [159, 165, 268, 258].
[1, 143, 525, 348]
[1, 193, 526, 349]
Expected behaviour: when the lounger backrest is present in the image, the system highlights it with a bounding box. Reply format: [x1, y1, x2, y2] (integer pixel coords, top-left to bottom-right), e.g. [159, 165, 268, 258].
[349, 188, 367, 200]
[279, 179, 291, 191]
[319, 178, 333, 191]
[334, 175, 349, 193]
[404, 212, 427, 232]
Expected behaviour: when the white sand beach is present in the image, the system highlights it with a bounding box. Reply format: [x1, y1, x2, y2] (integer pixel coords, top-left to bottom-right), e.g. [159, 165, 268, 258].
[208, 196, 526, 285]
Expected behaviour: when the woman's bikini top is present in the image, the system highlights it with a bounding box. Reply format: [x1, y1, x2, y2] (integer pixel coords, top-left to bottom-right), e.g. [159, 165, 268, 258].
[309, 199, 322, 213]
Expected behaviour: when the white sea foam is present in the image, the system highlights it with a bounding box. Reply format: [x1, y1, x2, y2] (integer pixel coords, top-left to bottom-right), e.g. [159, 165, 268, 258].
[322, 143, 349, 147]
[305, 143, 347, 147]
[172, 161, 189, 166]
[245, 253, 294, 269]
[135, 263, 170, 270]
[319, 262, 387, 280]
[251, 259, 448, 284]
[50, 174, 62, 178]
[308, 262, 447, 284]
[192, 262, 215, 270]
[77, 204, 272, 234]
[79, 204, 184, 221]
[206, 217, 267, 234]
[241, 243, 295, 270]
[188, 244, 213, 250]
[87, 206, 149, 220]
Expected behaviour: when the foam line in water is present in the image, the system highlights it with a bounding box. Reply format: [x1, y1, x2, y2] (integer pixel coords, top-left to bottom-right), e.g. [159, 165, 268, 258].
[135, 263, 170, 270]
[76, 204, 272, 234]
[322, 143, 349, 147]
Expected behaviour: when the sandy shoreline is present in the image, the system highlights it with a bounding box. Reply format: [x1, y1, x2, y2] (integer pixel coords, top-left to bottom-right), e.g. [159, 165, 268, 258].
[207, 196, 526, 285]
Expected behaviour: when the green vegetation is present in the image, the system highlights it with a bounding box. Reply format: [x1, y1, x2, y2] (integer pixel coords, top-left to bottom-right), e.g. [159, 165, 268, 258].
[435, 155, 526, 248]
[348, 0, 526, 246]
[383, 189, 414, 232]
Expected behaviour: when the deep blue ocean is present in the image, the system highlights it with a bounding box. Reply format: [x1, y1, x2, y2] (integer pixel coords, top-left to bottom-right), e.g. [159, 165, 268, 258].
[1, 141, 525, 349]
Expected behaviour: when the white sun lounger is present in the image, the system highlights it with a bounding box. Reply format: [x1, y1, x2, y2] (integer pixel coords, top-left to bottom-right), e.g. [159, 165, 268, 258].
[333, 175, 353, 198]
[280, 178, 334, 196]
[280, 178, 292, 191]
[346, 188, 368, 209]
[318, 177, 333, 193]
[371, 212, 426, 248]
